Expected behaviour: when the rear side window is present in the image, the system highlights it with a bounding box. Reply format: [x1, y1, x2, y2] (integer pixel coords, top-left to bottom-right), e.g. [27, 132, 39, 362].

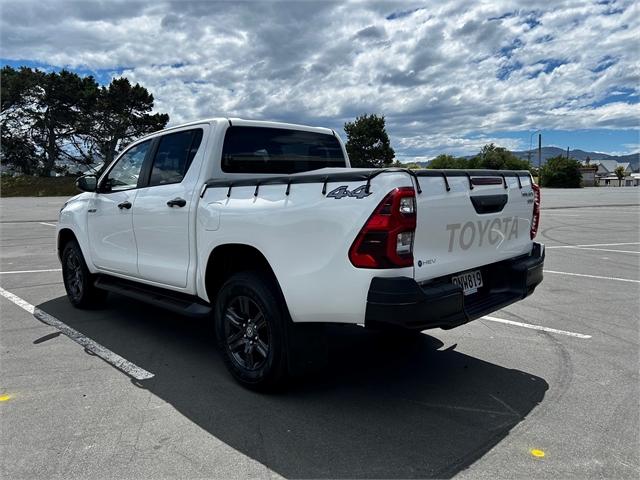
[221, 126, 346, 174]
[149, 129, 203, 186]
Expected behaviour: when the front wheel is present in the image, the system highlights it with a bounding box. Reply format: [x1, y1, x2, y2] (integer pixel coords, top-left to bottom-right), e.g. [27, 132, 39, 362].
[61, 240, 107, 308]
[214, 271, 288, 389]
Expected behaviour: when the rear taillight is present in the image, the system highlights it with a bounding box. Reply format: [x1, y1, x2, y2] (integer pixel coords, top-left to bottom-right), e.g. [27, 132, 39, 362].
[530, 183, 541, 239]
[349, 187, 416, 268]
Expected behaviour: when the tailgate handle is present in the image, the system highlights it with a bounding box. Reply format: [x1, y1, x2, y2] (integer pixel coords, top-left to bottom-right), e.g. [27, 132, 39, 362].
[470, 194, 508, 214]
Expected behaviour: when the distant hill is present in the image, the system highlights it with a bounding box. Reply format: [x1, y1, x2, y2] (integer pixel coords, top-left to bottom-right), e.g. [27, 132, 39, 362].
[511, 147, 639, 170]
[414, 148, 639, 171]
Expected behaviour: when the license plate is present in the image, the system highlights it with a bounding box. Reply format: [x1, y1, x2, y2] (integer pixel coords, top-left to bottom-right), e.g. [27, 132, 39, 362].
[452, 270, 483, 295]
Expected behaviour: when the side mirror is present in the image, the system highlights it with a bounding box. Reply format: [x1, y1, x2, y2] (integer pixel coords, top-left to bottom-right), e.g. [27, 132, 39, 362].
[76, 175, 97, 192]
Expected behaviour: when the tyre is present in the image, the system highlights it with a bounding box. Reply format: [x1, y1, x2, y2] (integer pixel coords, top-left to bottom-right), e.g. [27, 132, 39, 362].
[61, 240, 108, 308]
[214, 271, 288, 389]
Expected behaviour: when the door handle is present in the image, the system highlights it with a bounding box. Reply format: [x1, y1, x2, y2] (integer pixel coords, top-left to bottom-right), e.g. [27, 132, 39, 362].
[117, 201, 132, 210]
[167, 197, 187, 208]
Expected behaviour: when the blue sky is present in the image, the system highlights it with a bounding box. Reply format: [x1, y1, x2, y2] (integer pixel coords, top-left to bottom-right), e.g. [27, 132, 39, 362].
[1, 58, 123, 85]
[2, 0, 638, 160]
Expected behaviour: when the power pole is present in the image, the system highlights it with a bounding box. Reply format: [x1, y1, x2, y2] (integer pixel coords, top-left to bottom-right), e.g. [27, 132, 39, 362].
[538, 133, 542, 173]
[566, 146, 570, 159]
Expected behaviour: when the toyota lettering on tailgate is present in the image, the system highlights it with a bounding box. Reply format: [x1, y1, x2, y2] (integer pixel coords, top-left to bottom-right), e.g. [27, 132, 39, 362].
[446, 216, 519, 252]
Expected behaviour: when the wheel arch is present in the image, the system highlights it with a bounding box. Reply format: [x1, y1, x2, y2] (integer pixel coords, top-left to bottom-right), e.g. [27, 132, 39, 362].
[57, 228, 78, 260]
[204, 243, 288, 313]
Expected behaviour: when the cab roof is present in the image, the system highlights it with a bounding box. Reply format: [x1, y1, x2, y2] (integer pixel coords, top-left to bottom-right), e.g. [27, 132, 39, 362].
[139, 117, 336, 140]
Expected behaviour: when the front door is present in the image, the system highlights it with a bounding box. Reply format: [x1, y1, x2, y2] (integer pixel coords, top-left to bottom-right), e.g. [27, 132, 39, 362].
[88, 140, 151, 275]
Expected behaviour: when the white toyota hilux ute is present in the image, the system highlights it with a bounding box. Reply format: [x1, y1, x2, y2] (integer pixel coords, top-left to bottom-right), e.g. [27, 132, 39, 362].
[58, 118, 544, 388]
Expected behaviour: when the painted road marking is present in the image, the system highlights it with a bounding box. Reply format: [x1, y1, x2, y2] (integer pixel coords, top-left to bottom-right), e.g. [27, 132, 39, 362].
[482, 316, 592, 339]
[530, 449, 545, 458]
[570, 247, 639, 254]
[39, 222, 57, 227]
[541, 213, 580, 217]
[0, 220, 58, 224]
[542, 203, 640, 210]
[0, 268, 62, 275]
[0, 286, 154, 381]
[548, 246, 640, 254]
[544, 270, 640, 284]
[547, 242, 640, 249]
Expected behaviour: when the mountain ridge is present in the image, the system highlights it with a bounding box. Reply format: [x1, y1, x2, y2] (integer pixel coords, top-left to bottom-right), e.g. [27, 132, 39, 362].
[412, 148, 639, 171]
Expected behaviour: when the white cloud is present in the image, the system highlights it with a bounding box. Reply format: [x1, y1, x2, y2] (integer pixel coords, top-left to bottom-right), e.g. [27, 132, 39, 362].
[1, 0, 638, 158]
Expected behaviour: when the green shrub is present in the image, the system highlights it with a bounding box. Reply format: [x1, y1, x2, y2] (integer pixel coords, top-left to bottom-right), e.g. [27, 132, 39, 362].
[539, 156, 582, 188]
[1, 175, 79, 197]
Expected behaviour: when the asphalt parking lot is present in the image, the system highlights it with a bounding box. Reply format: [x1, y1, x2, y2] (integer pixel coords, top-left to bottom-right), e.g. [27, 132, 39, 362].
[1, 188, 639, 479]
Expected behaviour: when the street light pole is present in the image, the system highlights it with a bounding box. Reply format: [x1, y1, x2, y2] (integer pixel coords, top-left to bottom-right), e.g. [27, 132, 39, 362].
[538, 133, 542, 173]
[528, 130, 541, 163]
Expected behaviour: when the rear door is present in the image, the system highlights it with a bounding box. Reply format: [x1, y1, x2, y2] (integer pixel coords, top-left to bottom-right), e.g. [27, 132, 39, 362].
[132, 128, 204, 288]
[412, 173, 534, 283]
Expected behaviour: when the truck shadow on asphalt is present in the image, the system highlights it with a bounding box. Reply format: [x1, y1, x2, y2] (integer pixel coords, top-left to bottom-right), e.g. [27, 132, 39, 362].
[38, 295, 548, 479]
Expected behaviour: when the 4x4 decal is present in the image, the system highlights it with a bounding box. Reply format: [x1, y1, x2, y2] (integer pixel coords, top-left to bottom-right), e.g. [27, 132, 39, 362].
[326, 185, 372, 199]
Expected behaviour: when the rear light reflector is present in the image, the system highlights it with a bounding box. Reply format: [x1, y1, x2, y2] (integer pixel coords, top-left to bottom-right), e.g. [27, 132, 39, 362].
[349, 187, 416, 268]
[396, 231, 414, 255]
[530, 183, 541, 239]
[399, 196, 415, 214]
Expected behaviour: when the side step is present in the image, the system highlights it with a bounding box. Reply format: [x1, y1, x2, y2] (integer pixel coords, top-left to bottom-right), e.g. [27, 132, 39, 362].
[94, 275, 212, 318]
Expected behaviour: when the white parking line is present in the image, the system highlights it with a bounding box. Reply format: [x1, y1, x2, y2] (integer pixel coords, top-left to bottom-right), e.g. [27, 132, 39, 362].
[550, 247, 640, 254]
[0, 286, 154, 380]
[547, 242, 640, 249]
[0, 221, 57, 225]
[39, 222, 57, 227]
[544, 270, 640, 284]
[541, 213, 580, 217]
[0, 268, 62, 275]
[482, 316, 592, 339]
[575, 247, 639, 254]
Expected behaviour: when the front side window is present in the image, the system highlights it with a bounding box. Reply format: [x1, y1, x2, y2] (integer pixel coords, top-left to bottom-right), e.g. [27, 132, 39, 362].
[221, 126, 346, 174]
[104, 140, 151, 192]
[149, 129, 203, 186]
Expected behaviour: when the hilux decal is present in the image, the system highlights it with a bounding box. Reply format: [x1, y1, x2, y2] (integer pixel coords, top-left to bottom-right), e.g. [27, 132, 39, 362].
[326, 185, 372, 199]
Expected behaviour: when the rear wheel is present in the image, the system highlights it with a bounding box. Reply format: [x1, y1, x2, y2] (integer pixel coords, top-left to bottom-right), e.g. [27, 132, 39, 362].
[214, 272, 288, 389]
[61, 240, 107, 308]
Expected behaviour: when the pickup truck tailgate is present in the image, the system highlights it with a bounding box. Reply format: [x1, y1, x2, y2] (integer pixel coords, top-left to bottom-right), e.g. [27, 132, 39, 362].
[412, 172, 534, 283]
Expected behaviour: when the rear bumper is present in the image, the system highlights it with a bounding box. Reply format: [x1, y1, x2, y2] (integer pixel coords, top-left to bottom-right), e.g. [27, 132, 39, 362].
[365, 242, 545, 331]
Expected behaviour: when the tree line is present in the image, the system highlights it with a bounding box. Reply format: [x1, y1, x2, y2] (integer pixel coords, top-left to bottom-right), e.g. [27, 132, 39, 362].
[1, 66, 169, 176]
[344, 113, 583, 187]
[344, 114, 530, 171]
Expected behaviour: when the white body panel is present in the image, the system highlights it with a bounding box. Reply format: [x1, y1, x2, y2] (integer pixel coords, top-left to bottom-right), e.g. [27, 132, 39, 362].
[58, 117, 538, 326]
[87, 190, 139, 275]
[412, 176, 534, 283]
[133, 183, 192, 287]
[132, 123, 211, 288]
[195, 171, 414, 324]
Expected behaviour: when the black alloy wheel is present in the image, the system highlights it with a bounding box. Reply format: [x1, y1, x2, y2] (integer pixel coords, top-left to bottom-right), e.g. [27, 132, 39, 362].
[61, 240, 107, 308]
[214, 271, 288, 389]
[64, 247, 84, 302]
[223, 295, 271, 371]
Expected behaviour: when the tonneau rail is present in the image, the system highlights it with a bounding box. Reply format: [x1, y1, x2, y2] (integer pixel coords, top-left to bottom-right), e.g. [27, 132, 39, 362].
[201, 168, 533, 198]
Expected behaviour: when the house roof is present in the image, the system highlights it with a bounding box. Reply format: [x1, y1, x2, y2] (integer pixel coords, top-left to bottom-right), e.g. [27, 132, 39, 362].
[591, 160, 631, 173]
[593, 160, 619, 172]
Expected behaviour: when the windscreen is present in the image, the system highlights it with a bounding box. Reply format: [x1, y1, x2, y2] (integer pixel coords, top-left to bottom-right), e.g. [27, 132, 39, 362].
[221, 126, 346, 174]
